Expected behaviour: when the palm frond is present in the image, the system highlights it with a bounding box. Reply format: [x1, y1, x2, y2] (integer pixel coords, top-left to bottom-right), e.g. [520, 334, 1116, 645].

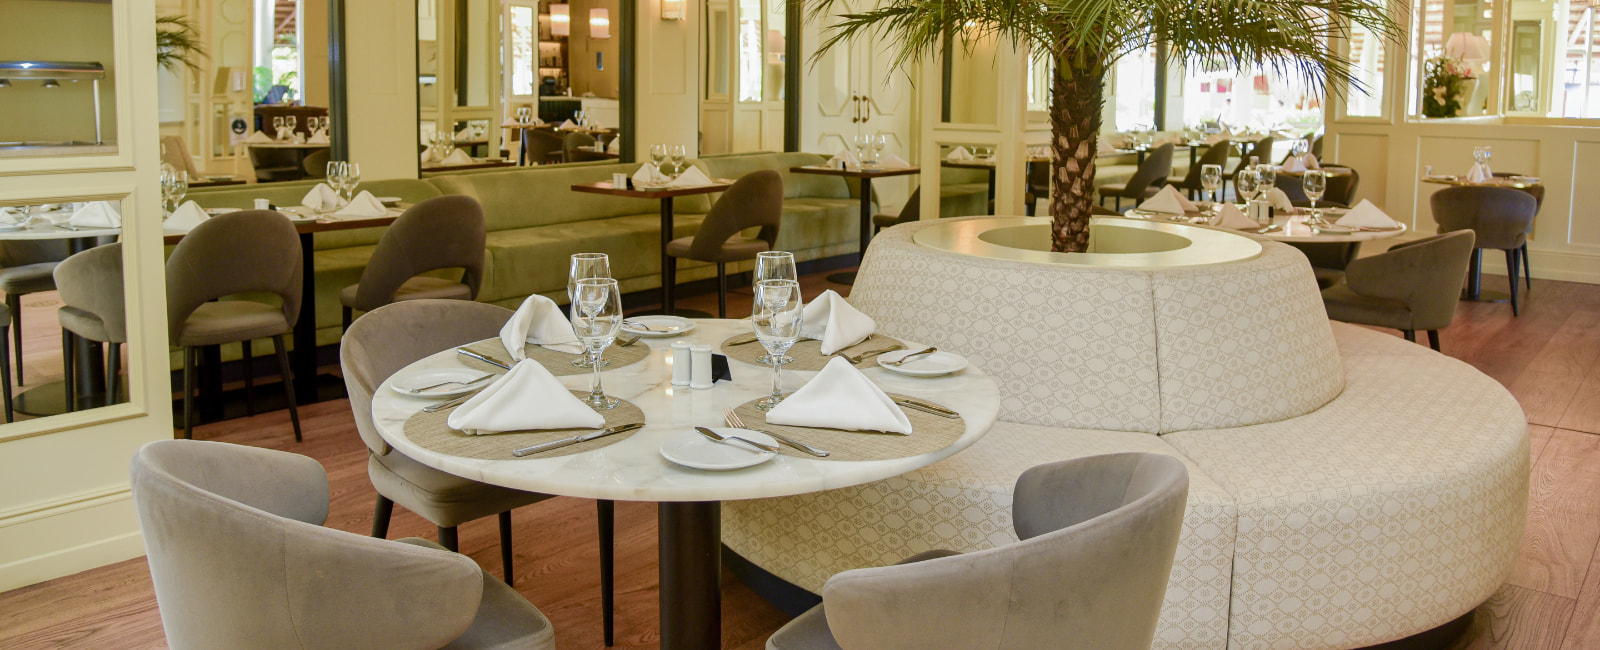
[156, 15, 208, 74]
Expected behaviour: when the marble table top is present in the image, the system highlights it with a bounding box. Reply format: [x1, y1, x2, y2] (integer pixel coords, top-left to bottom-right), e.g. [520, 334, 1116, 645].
[372, 319, 1001, 502]
[1126, 208, 1408, 243]
[0, 205, 119, 240]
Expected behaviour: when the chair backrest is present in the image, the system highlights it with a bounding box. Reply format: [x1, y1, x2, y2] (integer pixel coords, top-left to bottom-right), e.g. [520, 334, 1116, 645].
[1493, 171, 1545, 215]
[1181, 140, 1231, 185]
[526, 129, 564, 164]
[1235, 136, 1274, 175]
[351, 195, 487, 312]
[54, 242, 126, 342]
[1124, 143, 1175, 196]
[819, 453, 1189, 650]
[165, 210, 303, 344]
[1430, 185, 1538, 250]
[564, 132, 597, 160]
[161, 136, 205, 178]
[1322, 164, 1361, 206]
[1026, 161, 1049, 194]
[1345, 230, 1477, 331]
[0, 239, 70, 268]
[131, 440, 483, 650]
[888, 187, 922, 227]
[684, 169, 783, 260]
[303, 149, 330, 178]
[341, 299, 514, 455]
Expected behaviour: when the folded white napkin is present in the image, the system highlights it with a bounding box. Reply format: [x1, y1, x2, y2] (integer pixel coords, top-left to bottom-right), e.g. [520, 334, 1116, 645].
[446, 359, 605, 434]
[607, 136, 622, 154]
[879, 153, 912, 169]
[1466, 162, 1492, 183]
[69, 201, 122, 228]
[1214, 203, 1258, 230]
[454, 127, 473, 142]
[946, 146, 974, 161]
[666, 166, 714, 189]
[302, 183, 341, 211]
[1265, 187, 1295, 212]
[557, 120, 578, 130]
[1138, 185, 1197, 215]
[1281, 154, 1322, 173]
[765, 357, 912, 434]
[420, 149, 437, 164]
[1097, 141, 1117, 155]
[1335, 199, 1401, 229]
[308, 131, 329, 144]
[800, 290, 876, 355]
[502, 294, 585, 358]
[164, 201, 206, 232]
[440, 149, 474, 165]
[336, 191, 387, 218]
[633, 163, 670, 187]
[244, 131, 274, 144]
[827, 149, 860, 169]
[0, 207, 28, 225]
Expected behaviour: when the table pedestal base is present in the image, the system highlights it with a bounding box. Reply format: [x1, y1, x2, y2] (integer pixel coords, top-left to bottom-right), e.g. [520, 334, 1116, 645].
[659, 501, 721, 650]
[826, 271, 859, 286]
[14, 381, 127, 418]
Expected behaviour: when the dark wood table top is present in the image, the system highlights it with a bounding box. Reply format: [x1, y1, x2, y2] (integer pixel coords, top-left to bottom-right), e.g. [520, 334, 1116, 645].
[938, 160, 998, 171]
[188, 178, 247, 188]
[421, 160, 517, 172]
[789, 165, 920, 178]
[162, 212, 401, 245]
[570, 181, 731, 199]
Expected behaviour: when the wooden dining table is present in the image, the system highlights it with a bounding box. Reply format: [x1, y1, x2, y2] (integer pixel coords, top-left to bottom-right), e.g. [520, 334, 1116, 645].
[789, 165, 921, 285]
[570, 181, 731, 314]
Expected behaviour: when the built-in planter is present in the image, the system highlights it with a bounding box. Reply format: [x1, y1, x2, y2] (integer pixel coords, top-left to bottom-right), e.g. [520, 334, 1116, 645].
[911, 216, 1262, 269]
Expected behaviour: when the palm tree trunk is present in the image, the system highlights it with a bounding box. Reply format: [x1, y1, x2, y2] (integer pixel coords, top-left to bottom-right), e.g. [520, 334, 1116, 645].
[1049, 56, 1107, 253]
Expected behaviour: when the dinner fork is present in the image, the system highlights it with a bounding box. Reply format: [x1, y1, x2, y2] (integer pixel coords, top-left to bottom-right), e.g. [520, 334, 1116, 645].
[881, 347, 937, 367]
[724, 408, 830, 457]
[839, 343, 905, 364]
[410, 373, 493, 393]
[695, 426, 780, 453]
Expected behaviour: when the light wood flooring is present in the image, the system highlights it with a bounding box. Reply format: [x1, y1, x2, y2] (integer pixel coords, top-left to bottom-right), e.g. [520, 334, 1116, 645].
[3, 269, 1599, 649]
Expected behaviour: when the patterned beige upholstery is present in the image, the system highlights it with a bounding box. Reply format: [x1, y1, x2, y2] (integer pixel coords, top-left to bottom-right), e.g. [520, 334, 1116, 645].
[727, 221, 1529, 649]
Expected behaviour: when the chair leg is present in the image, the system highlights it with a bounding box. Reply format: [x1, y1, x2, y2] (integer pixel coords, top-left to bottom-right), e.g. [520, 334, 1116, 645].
[1428, 330, 1442, 352]
[664, 256, 678, 315]
[716, 262, 728, 319]
[1403, 330, 1416, 343]
[598, 499, 615, 647]
[107, 342, 121, 405]
[272, 335, 303, 442]
[438, 526, 459, 552]
[1522, 243, 1532, 291]
[241, 340, 254, 416]
[7, 294, 21, 386]
[61, 330, 75, 412]
[182, 346, 196, 440]
[0, 324, 9, 423]
[1506, 249, 1521, 317]
[499, 510, 516, 587]
[341, 306, 353, 331]
[371, 495, 393, 538]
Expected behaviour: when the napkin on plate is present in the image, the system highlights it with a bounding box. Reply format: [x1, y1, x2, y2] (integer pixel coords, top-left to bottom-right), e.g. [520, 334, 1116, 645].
[1137, 185, 1197, 215]
[244, 131, 275, 144]
[164, 201, 207, 232]
[1214, 203, 1258, 230]
[69, 201, 122, 228]
[666, 166, 714, 189]
[800, 289, 876, 355]
[946, 146, 975, 161]
[502, 294, 585, 358]
[1281, 154, 1321, 173]
[302, 183, 341, 211]
[633, 163, 670, 187]
[607, 136, 622, 154]
[1097, 140, 1117, 155]
[335, 191, 388, 218]
[454, 127, 474, 142]
[879, 153, 912, 169]
[0, 207, 28, 225]
[308, 131, 329, 145]
[826, 149, 860, 169]
[1466, 162, 1492, 183]
[446, 359, 605, 434]
[557, 120, 578, 131]
[1264, 187, 1295, 212]
[440, 149, 474, 165]
[764, 357, 913, 434]
[1335, 199, 1401, 229]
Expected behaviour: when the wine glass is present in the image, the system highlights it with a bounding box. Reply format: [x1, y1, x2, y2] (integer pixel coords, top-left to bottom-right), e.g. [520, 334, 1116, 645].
[751, 280, 804, 411]
[1200, 164, 1223, 218]
[1291, 138, 1310, 165]
[753, 252, 798, 365]
[570, 278, 624, 410]
[668, 145, 687, 178]
[160, 167, 183, 216]
[1479, 146, 1493, 175]
[651, 144, 667, 169]
[286, 115, 298, 140]
[1235, 168, 1264, 225]
[1302, 169, 1327, 226]
[343, 162, 361, 202]
[872, 132, 887, 163]
[272, 116, 286, 140]
[568, 253, 612, 368]
[853, 133, 871, 168]
[1257, 164, 1277, 193]
[170, 170, 188, 211]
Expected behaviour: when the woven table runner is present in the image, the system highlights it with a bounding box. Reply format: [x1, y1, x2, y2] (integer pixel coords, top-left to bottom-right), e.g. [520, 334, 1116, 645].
[730, 393, 965, 462]
[718, 333, 904, 371]
[403, 393, 645, 460]
[459, 338, 650, 377]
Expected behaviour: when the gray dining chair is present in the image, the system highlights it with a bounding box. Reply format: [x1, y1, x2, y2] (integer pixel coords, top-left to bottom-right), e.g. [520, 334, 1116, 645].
[131, 439, 555, 650]
[1167, 139, 1231, 200]
[1493, 171, 1543, 292]
[341, 298, 619, 645]
[874, 187, 922, 233]
[1098, 143, 1174, 211]
[339, 195, 486, 330]
[1321, 231, 1476, 351]
[767, 452, 1190, 650]
[525, 129, 565, 165]
[1, 239, 70, 385]
[54, 242, 125, 411]
[564, 132, 598, 164]
[1432, 186, 1539, 316]
[303, 148, 330, 179]
[666, 170, 783, 317]
[166, 210, 303, 441]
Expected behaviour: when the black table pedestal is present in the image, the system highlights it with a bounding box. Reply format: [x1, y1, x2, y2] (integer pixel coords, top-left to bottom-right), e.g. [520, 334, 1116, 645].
[828, 176, 876, 286]
[659, 501, 721, 650]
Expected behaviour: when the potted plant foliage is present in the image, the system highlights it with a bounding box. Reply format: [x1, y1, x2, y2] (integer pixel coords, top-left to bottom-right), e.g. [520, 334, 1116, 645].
[156, 15, 208, 73]
[1421, 54, 1473, 118]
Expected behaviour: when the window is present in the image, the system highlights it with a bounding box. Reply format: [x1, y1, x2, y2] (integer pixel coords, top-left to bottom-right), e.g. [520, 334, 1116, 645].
[1113, 47, 1158, 130]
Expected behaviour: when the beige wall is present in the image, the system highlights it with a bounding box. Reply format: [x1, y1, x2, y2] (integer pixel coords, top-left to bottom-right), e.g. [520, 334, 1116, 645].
[346, 0, 421, 180]
[303, 0, 330, 108]
[567, 0, 621, 99]
[0, 0, 119, 143]
[632, 0, 699, 158]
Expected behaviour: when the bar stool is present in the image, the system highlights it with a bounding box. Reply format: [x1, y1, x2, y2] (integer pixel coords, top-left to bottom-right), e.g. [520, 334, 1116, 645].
[1431, 186, 1538, 316]
[1097, 143, 1173, 211]
[167, 210, 304, 441]
[55, 242, 125, 411]
[665, 170, 783, 317]
[340, 195, 486, 330]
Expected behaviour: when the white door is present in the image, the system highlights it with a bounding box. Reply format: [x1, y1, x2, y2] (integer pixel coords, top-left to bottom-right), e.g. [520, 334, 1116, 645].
[699, 0, 733, 154]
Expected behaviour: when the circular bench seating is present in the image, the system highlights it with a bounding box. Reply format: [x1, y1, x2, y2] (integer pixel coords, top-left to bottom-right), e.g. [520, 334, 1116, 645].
[721, 220, 1529, 649]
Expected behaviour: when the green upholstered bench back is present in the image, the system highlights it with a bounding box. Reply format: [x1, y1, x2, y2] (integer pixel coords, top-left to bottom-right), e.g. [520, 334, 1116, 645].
[694, 151, 855, 200]
[424, 162, 714, 231]
[186, 179, 443, 250]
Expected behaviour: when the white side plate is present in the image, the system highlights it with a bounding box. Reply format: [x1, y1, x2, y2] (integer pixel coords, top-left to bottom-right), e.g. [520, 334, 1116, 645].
[660, 428, 777, 470]
[388, 368, 494, 398]
[622, 315, 697, 338]
[875, 349, 970, 377]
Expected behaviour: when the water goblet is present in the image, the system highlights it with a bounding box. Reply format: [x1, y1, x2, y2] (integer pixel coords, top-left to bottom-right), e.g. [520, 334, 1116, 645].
[343, 162, 361, 202]
[1302, 169, 1328, 226]
[272, 116, 285, 140]
[169, 170, 188, 211]
[753, 252, 797, 365]
[160, 167, 179, 216]
[651, 144, 667, 169]
[1236, 168, 1264, 225]
[1200, 163, 1223, 213]
[872, 132, 887, 162]
[570, 278, 624, 410]
[568, 253, 612, 368]
[853, 133, 871, 168]
[669, 145, 687, 178]
[752, 280, 803, 411]
[1257, 164, 1277, 193]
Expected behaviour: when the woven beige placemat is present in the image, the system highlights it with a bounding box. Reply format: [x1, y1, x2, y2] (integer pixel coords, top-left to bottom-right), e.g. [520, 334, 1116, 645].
[729, 393, 965, 462]
[459, 338, 650, 377]
[403, 392, 644, 460]
[718, 333, 903, 371]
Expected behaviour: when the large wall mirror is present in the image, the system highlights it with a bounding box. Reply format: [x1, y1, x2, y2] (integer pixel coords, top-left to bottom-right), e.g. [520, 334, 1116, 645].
[417, 0, 630, 171]
[0, 1, 120, 159]
[698, 0, 787, 154]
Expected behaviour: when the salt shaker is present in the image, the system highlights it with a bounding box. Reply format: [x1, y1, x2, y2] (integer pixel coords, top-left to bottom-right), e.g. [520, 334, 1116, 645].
[671, 341, 692, 386]
[254, 198, 271, 211]
[690, 344, 713, 390]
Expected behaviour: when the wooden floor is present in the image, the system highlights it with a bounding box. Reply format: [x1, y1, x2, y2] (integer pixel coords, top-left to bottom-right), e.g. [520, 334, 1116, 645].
[3, 268, 1599, 649]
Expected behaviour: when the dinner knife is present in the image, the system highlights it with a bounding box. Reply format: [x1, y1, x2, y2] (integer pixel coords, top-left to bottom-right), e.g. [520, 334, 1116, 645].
[893, 398, 960, 419]
[457, 348, 512, 370]
[512, 422, 644, 457]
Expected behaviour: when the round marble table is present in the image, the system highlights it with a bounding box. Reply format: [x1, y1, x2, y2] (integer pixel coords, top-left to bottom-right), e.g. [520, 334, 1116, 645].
[1126, 207, 1408, 243]
[371, 318, 1001, 650]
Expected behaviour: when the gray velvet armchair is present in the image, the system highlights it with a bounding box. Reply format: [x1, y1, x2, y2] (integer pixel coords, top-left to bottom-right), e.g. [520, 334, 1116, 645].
[767, 452, 1190, 650]
[130, 439, 554, 650]
[1321, 230, 1476, 351]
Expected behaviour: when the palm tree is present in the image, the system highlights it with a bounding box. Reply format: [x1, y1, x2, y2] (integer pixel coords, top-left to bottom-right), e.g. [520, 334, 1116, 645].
[810, 0, 1401, 252]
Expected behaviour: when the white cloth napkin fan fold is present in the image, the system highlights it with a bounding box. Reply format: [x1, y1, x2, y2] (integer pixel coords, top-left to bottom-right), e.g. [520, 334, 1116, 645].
[335, 191, 387, 218]
[946, 146, 975, 161]
[1335, 200, 1401, 229]
[1138, 185, 1197, 215]
[666, 166, 714, 188]
[1466, 163, 1492, 183]
[164, 201, 206, 232]
[302, 183, 341, 211]
[244, 131, 275, 144]
[800, 290, 876, 355]
[502, 294, 585, 358]
[69, 201, 122, 228]
[633, 163, 670, 187]
[1264, 188, 1295, 212]
[1281, 155, 1322, 173]
[1214, 203, 1258, 230]
[446, 359, 605, 434]
[827, 149, 860, 169]
[765, 357, 913, 434]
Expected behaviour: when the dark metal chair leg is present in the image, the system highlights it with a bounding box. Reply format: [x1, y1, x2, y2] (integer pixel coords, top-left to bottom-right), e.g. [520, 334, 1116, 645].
[438, 526, 459, 552]
[107, 342, 121, 405]
[1428, 330, 1442, 352]
[499, 510, 515, 587]
[182, 346, 196, 440]
[0, 324, 11, 422]
[664, 256, 678, 315]
[1521, 243, 1531, 291]
[342, 306, 353, 331]
[241, 340, 254, 416]
[371, 495, 393, 538]
[61, 330, 75, 412]
[1506, 248, 1521, 317]
[1403, 330, 1416, 343]
[599, 499, 615, 646]
[8, 294, 21, 385]
[271, 334, 303, 442]
[716, 262, 728, 319]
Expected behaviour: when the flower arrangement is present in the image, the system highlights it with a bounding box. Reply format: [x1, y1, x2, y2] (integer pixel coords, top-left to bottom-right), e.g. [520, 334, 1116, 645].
[1422, 55, 1475, 118]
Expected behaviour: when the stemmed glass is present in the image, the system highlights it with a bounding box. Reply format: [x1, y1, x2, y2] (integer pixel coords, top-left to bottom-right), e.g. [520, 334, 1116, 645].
[342, 162, 361, 203]
[1291, 139, 1309, 161]
[853, 133, 871, 168]
[872, 132, 887, 163]
[570, 278, 624, 410]
[753, 252, 797, 366]
[1236, 168, 1264, 225]
[668, 145, 687, 178]
[286, 116, 299, 141]
[1302, 169, 1328, 226]
[160, 168, 188, 217]
[568, 253, 612, 368]
[751, 279, 803, 411]
[271, 116, 286, 141]
[651, 144, 668, 174]
[1473, 146, 1494, 176]
[1199, 164, 1223, 222]
[1257, 164, 1277, 195]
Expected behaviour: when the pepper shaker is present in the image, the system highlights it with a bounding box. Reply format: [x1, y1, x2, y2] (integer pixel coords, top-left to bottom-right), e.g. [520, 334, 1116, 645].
[671, 341, 692, 386]
[690, 344, 713, 390]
